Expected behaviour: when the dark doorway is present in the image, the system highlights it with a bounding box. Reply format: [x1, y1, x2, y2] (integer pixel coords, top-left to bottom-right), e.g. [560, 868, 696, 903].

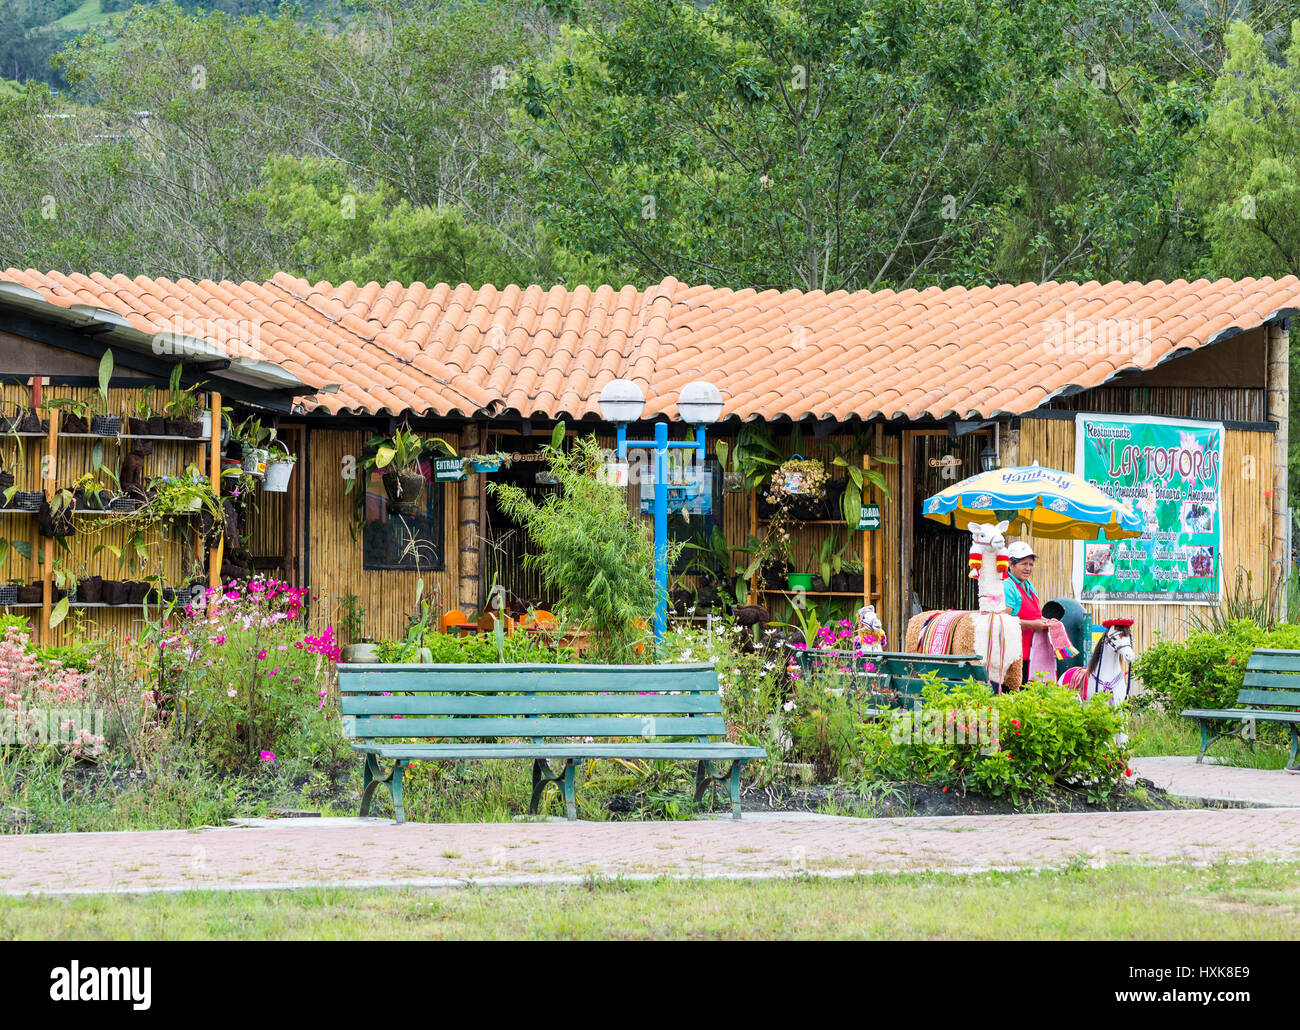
[906, 429, 993, 616]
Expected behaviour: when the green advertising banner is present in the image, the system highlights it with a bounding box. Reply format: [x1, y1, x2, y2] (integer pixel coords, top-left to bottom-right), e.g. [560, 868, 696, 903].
[1073, 414, 1223, 604]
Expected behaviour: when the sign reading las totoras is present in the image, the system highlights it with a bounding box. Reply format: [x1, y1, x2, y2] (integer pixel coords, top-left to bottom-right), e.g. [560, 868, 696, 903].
[1073, 414, 1223, 605]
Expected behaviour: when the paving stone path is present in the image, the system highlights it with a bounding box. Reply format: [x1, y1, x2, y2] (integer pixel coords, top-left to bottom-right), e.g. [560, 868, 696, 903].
[3, 802, 1300, 896]
[3, 761, 1298, 896]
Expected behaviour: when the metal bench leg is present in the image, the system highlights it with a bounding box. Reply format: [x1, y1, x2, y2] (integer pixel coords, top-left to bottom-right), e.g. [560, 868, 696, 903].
[360, 754, 409, 823]
[728, 761, 744, 820]
[391, 760, 408, 824]
[1288, 725, 1300, 773]
[693, 760, 711, 804]
[360, 754, 383, 817]
[562, 760, 577, 821]
[693, 760, 744, 819]
[530, 759, 573, 816]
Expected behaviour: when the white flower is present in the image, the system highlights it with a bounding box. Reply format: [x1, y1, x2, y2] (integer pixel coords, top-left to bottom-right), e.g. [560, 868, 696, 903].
[783, 699, 796, 712]
[732, 625, 742, 634]
[227, 689, 237, 697]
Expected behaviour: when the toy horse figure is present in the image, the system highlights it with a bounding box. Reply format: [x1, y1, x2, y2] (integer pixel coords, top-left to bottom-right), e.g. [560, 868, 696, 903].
[905, 520, 1025, 688]
[1060, 618, 1137, 707]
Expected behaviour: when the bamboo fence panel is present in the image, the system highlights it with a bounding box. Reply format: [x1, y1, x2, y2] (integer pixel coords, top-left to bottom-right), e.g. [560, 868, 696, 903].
[306, 428, 462, 640]
[0, 382, 214, 647]
[1044, 386, 1267, 423]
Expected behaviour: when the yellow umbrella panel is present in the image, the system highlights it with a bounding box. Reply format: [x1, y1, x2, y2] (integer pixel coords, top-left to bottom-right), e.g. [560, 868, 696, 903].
[922, 464, 1144, 540]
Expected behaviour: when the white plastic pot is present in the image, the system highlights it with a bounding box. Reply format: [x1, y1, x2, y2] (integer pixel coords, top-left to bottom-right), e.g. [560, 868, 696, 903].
[263, 459, 295, 493]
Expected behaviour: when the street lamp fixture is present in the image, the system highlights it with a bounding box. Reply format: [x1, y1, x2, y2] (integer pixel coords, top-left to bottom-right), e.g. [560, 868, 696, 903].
[603, 378, 723, 643]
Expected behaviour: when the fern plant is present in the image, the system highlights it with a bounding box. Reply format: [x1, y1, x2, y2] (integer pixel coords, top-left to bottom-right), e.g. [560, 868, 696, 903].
[490, 431, 677, 662]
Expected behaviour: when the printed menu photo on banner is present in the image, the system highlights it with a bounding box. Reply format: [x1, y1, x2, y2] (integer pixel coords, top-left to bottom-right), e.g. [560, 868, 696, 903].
[1073, 413, 1223, 604]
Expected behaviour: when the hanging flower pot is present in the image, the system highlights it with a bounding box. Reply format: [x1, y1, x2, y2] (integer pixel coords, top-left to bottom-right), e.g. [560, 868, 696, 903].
[263, 443, 297, 493]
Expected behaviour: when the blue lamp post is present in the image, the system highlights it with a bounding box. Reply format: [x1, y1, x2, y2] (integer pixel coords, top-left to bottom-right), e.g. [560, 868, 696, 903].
[600, 379, 724, 642]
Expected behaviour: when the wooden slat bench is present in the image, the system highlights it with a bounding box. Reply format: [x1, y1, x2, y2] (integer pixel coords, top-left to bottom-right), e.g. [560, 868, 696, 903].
[793, 649, 989, 713]
[336, 662, 766, 822]
[1181, 648, 1300, 771]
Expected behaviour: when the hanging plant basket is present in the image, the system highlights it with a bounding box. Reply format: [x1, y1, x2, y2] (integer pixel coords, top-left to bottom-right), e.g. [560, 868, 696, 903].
[0, 584, 17, 605]
[769, 456, 829, 500]
[382, 467, 425, 504]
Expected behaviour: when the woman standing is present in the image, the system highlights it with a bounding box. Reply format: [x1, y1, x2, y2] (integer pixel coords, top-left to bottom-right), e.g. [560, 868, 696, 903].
[1001, 540, 1048, 687]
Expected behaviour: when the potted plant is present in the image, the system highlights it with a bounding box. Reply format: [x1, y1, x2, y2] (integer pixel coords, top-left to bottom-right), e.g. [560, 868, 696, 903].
[339, 593, 380, 662]
[39, 487, 76, 538]
[357, 427, 430, 515]
[47, 396, 93, 435]
[71, 472, 114, 511]
[163, 364, 204, 437]
[89, 350, 121, 436]
[467, 451, 513, 475]
[236, 416, 271, 477]
[262, 436, 297, 493]
[14, 407, 47, 434]
[0, 578, 19, 606]
[127, 391, 160, 438]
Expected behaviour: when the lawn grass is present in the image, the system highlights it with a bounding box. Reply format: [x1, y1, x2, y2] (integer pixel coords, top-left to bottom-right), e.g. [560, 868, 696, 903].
[2, 861, 1298, 940]
[1128, 708, 1289, 770]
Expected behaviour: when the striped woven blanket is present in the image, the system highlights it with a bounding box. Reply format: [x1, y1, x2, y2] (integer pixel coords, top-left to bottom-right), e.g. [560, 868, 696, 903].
[916, 610, 965, 654]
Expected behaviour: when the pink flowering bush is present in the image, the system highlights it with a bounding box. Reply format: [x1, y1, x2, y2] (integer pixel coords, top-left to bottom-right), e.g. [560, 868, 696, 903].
[0, 625, 106, 760]
[154, 577, 342, 771]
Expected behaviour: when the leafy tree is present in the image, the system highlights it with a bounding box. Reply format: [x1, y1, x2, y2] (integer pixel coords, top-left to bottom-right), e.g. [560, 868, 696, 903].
[1182, 19, 1300, 497]
[518, 0, 1204, 292]
[246, 154, 613, 287]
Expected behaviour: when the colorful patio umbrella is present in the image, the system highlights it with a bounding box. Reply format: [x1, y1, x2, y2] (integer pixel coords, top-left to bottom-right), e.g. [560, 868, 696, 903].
[922, 463, 1143, 540]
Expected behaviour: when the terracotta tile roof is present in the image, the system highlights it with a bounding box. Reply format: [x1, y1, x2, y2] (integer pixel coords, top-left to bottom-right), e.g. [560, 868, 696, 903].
[3, 270, 1296, 422]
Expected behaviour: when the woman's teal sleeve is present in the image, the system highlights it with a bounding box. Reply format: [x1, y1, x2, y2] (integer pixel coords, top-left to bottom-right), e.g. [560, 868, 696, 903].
[1003, 580, 1022, 615]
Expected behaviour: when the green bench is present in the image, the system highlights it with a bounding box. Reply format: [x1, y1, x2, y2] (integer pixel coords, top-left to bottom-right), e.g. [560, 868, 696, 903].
[794, 649, 989, 713]
[336, 661, 766, 822]
[1181, 648, 1300, 771]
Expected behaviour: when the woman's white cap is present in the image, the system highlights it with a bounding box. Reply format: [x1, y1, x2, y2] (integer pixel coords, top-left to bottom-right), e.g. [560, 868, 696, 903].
[1007, 541, 1037, 562]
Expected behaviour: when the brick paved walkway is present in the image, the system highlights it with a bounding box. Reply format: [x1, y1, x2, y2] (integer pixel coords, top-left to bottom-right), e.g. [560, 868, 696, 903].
[1130, 756, 1300, 807]
[3, 806, 1300, 896]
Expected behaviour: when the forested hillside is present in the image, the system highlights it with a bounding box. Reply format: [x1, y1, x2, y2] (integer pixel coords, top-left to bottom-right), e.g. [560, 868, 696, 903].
[0, 0, 337, 87]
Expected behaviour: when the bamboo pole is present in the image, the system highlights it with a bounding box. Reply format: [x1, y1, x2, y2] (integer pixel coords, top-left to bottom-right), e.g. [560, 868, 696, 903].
[208, 392, 222, 590]
[1268, 322, 1289, 622]
[41, 392, 56, 645]
[861, 452, 870, 608]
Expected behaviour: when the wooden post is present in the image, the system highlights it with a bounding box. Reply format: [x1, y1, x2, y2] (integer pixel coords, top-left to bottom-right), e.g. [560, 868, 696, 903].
[861, 452, 870, 607]
[1001, 422, 1020, 469]
[1268, 322, 1290, 621]
[748, 483, 758, 604]
[208, 392, 222, 590]
[41, 397, 57, 645]
[458, 421, 482, 615]
[874, 424, 884, 617]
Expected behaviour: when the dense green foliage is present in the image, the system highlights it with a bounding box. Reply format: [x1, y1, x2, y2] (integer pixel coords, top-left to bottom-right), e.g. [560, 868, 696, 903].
[1133, 618, 1300, 713]
[860, 677, 1129, 803]
[490, 435, 669, 661]
[1, 0, 1298, 487]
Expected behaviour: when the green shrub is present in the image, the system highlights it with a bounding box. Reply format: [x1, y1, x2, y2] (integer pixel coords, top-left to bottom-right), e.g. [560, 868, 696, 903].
[860, 677, 1129, 804]
[1133, 619, 1300, 713]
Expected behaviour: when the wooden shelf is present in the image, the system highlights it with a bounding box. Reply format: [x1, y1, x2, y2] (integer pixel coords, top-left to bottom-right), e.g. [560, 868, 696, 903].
[757, 517, 847, 525]
[1, 603, 44, 608]
[758, 588, 869, 597]
[58, 433, 205, 442]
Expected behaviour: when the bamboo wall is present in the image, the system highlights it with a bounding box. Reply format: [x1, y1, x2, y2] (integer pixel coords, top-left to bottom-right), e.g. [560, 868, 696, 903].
[0, 381, 215, 647]
[305, 428, 463, 641]
[1018, 416, 1272, 654]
